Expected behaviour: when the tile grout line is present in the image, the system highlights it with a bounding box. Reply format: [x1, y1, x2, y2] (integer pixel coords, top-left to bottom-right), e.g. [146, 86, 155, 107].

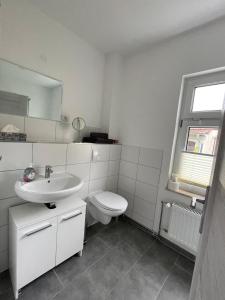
[120, 158, 162, 170]
[49, 223, 113, 299]
[53, 269, 64, 289]
[51, 223, 153, 300]
[154, 254, 180, 300]
[118, 173, 159, 189]
[105, 238, 156, 299]
[49, 246, 112, 300]
[50, 235, 114, 300]
[105, 245, 154, 299]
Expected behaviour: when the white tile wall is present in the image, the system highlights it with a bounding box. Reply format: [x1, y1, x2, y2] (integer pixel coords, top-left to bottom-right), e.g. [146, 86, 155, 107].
[0, 170, 23, 200]
[137, 165, 160, 186]
[0, 112, 70, 145]
[109, 145, 122, 161]
[135, 181, 158, 204]
[90, 162, 108, 180]
[0, 143, 32, 171]
[55, 122, 72, 143]
[74, 182, 89, 199]
[25, 118, 56, 142]
[139, 148, 163, 169]
[121, 145, 140, 163]
[0, 142, 122, 272]
[108, 161, 120, 176]
[67, 164, 90, 182]
[132, 211, 154, 230]
[107, 176, 118, 192]
[67, 144, 92, 164]
[118, 175, 136, 195]
[118, 189, 134, 218]
[92, 144, 109, 162]
[118, 145, 163, 231]
[133, 196, 156, 220]
[37, 165, 66, 176]
[89, 145, 121, 194]
[119, 161, 137, 179]
[0, 113, 25, 132]
[0, 197, 24, 227]
[0, 111, 73, 144]
[89, 178, 107, 193]
[33, 143, 67, 167]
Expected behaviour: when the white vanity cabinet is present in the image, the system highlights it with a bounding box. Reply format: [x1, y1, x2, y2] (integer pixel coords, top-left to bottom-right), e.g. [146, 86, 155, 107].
[9, 198, 86, 299]
[17, 218, 57, 289]
[56, 209, 85, 265]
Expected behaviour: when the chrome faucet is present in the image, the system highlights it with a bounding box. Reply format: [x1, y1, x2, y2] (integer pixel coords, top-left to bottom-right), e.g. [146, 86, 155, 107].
[45, 165, 53, 179]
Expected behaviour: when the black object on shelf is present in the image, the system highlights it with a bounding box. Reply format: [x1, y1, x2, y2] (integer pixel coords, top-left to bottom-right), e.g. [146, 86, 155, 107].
[83, 132, 116, 144]
[0, 132, 27, 142]
[90, 132, 108, 139]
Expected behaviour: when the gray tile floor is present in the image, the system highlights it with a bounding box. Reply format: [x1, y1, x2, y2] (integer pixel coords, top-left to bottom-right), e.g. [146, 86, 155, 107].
[0, 218, 194, 300]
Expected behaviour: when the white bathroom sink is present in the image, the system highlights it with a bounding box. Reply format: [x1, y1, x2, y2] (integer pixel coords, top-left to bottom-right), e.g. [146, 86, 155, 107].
[15, 173, 83, 203]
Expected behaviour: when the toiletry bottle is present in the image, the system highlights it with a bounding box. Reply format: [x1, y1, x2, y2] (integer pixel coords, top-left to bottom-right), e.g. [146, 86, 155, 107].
[23, 163, 36, 182]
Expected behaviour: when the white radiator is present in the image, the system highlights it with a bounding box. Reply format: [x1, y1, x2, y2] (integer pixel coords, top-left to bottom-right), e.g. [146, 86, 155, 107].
[168, 204, 201, 254]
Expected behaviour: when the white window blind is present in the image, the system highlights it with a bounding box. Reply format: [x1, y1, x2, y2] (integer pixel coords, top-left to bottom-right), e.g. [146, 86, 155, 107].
[177, 152, 213, 186]
[0, 90, 29, 116]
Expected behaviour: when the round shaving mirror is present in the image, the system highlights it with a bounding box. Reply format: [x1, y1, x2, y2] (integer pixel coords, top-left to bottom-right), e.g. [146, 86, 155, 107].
[72, 117, 86, 142]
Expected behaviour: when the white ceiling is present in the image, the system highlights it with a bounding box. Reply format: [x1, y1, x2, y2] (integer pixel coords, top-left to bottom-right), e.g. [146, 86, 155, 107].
[30, 0, 225, 53]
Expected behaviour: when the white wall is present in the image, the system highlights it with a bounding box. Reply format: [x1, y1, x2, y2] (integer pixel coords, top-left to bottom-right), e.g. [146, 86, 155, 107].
[108, 17, 225, 232]
[0, 0, 105, 141]
[101, 53, 123, 139]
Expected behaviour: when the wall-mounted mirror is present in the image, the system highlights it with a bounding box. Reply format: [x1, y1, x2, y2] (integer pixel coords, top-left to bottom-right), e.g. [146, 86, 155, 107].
[0, 59, 63, 121]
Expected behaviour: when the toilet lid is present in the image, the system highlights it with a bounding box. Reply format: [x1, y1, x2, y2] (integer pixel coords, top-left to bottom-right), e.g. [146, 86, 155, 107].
[93, 191, 128, 211]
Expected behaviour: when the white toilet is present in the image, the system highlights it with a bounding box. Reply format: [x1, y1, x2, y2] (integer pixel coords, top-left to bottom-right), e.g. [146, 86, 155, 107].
[87, 191, 128, 225]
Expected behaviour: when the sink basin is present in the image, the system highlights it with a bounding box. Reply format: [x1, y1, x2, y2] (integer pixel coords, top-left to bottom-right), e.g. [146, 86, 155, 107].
[15, 173, 84, 203]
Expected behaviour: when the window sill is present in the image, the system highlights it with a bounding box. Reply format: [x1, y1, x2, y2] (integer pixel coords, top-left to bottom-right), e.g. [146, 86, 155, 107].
[166, 187, 205, 201]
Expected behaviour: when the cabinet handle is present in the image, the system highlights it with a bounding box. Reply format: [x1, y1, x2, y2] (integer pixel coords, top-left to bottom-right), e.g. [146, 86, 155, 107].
[24, 224, 52, 237]
[61, 211, 82, 222]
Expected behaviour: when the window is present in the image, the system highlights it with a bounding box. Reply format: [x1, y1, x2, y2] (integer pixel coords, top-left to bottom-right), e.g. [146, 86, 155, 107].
[185, 127, 218, 155]
[178, 152, 214, 187]
[171, 71, 225, 194]
[192, 83, 225, 112]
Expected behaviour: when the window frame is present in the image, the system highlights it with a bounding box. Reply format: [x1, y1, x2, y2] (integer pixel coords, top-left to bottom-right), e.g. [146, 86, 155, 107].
[182, 71, 225, 120]
[169, 68, 225, 195]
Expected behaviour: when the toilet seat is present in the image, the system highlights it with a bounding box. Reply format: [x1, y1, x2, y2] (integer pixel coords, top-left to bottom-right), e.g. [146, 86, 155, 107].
[90, 191, 128, 212]
[87, 191, 128, 225]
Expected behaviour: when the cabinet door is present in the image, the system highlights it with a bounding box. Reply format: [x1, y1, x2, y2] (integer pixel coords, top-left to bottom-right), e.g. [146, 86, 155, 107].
[56, 207, 85, 265]
[18, 218, 57, 289]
